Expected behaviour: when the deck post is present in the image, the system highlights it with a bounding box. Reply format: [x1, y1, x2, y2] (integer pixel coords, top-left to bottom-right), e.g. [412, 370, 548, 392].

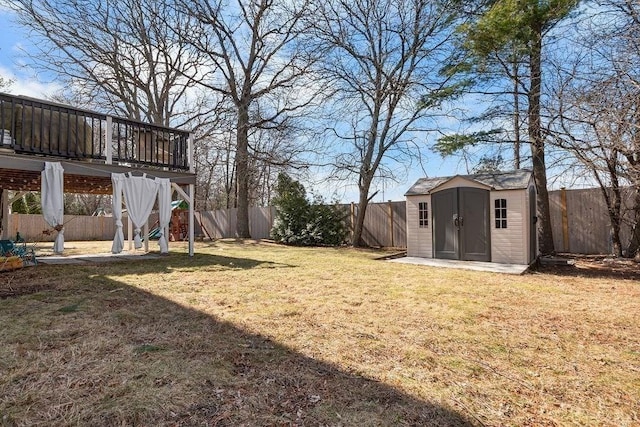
[105, 116, 113, 165]
[188, 135, 194, 257]
[0, 190, 8, 240]
[188, 184, 195, 257]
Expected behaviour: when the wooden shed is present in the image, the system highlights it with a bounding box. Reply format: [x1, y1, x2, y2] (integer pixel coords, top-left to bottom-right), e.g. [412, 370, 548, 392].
[405, 169, 537, 265]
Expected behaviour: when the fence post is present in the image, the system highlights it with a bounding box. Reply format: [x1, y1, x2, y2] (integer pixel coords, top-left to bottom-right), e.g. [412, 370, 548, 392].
[388, 200, 394, 247]
[560, 187, 569, 252]
[0, 190, 8, 240]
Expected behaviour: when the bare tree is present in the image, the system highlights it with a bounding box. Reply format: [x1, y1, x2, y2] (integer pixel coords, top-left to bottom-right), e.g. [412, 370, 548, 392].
[7, 0, 247, 213]
[7, 0, 210, 127]
[175, 0, 318, 237]
[308, 0, 464, 246]
[548, 0, 640, 258]
[0, 76, 12, 91]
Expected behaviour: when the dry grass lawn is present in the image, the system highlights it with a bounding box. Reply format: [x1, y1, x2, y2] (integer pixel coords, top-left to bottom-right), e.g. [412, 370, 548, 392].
[1, 240, 639, 426]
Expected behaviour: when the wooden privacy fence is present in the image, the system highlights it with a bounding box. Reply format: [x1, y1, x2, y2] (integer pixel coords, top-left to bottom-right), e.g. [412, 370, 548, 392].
[549, 187, 634, 254]
[7, 213, 158, 242]
[199, 189, 629, 254]
[8, 214, 117, 242]
[353, 201, 407, 248]
[198, 207, 275, 241]
[7, 187, 632, 254]
[198, 201, 407, 248]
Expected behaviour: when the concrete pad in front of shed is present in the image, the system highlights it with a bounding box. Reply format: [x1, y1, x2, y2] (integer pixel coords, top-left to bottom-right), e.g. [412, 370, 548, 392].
[389, 256, 529, 275]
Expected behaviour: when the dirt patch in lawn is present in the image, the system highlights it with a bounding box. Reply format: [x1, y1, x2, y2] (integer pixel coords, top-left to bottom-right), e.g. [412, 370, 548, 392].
[0, 269, 58, 298]
[537, 254, 640, 280]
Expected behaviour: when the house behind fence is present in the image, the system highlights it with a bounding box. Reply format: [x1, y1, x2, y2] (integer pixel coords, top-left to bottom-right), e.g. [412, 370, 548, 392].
[7, 187, 633, 254]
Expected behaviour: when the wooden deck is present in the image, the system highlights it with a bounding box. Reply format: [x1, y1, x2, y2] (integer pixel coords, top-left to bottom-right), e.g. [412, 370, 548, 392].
[0, 152, 195, 194]
[0, 93, 196, 255]
[0, 92, 195, 194]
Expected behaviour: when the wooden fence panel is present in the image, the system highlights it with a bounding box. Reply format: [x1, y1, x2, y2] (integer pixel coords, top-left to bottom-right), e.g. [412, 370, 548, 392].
[249, 207, 274, 239]
[9, 214, 120, 242]
[548, 190, 565, 252]
[7, 213, 154, 242]
[7, 187, 633, 254]
[352, 201, 405, 248]
[548, 187, 636, 254]
[392, 202, 407, 248]
[199, 209, 233, 239]
[200, 202, 401, 245]
[360, 203, 390, 247]
[566, 188, 610, 254]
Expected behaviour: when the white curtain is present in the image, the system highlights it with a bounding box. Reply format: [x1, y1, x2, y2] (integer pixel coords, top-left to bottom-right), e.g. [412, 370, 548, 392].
[111, 174, 125, 253]
[156, 178, 172, 254]
[121, 173, 159, 249]
[41, 162, 65, 253]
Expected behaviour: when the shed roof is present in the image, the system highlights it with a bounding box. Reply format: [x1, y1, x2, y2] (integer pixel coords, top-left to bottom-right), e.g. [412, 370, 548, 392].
[405, 169, 533, 196]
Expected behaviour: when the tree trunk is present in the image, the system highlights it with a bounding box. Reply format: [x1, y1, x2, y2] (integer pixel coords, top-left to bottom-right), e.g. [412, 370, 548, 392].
[601, 184, 623, 257]
[625, 187, 640, 258]
[352, 175, 374, 247]
[528, 24, 555, 256]
[235, 100, 251, 238]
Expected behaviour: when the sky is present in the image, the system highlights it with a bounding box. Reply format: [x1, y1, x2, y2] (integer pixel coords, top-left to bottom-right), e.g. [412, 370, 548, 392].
[0, 6, 505, 203]
[0, 9, 64, 98]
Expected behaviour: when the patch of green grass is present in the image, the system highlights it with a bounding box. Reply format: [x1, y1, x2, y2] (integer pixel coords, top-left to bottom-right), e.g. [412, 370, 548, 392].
[134, 344, 163, 354]
[57, 302, 83, 313]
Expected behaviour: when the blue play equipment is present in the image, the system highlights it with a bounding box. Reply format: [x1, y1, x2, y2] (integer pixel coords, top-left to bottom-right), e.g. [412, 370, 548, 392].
[147, 200, 187, 240]
[0, 238, 37, 265]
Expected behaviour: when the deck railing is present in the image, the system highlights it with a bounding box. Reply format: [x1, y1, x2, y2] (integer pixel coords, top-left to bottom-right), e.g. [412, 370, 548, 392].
[0, 92, 190, 171]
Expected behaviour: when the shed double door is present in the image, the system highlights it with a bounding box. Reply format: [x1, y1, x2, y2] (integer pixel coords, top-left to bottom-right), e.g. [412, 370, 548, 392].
[432, 187, 490, 261]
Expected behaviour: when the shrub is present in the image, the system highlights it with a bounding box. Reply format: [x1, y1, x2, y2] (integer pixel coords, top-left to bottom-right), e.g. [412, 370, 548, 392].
[270, 173, 348, 246]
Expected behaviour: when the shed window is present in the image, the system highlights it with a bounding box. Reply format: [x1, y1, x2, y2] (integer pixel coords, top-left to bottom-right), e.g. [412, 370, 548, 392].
[418, 202, 428, 227]
[495, 199, 507, 228]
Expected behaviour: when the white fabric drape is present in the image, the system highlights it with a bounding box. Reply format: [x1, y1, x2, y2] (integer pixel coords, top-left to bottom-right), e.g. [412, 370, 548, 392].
[156, 178, 171, 254]
[41, 162, 65, 253]
[111, 174, 125, 254]
[121, 173, 159, 249]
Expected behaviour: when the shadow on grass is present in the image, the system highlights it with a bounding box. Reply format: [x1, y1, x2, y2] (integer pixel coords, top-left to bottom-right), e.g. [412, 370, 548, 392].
[0, 266, 477, 426]
[65, 252, 297, 276]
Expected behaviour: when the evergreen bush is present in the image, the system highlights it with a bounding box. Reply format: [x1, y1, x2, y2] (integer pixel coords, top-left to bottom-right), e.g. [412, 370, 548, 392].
[270, 173, 348, 246]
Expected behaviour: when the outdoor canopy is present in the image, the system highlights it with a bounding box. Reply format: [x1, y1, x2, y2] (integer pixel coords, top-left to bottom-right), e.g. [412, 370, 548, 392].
[41, 162, 65, 253]
[111, 172, 172, 254]
[156, 178, 171, 253]
[111, 174, 125, 254]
